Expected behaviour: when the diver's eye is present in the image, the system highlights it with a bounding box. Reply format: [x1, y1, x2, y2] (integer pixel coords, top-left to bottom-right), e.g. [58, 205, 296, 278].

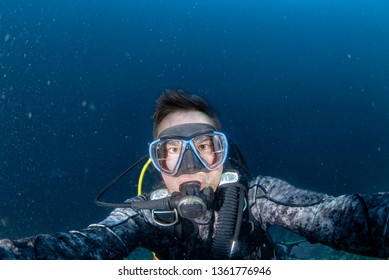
[168, 147, 180, 154]
[195, 136, 213, 153]
[166, 140, 182, 156]
[197, 143, 211, 152]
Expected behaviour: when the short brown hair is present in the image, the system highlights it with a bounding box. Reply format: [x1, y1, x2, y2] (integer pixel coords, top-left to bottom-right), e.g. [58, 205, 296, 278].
[152, 89, 221, 138]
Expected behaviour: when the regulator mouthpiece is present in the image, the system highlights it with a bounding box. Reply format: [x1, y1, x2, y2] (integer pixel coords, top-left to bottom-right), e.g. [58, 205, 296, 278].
[130, 181, 213, 220]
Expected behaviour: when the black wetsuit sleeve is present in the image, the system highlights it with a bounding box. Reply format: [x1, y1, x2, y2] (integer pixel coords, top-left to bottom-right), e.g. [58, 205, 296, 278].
[0, 207, 143, 260]
[249, 176, 389, 259]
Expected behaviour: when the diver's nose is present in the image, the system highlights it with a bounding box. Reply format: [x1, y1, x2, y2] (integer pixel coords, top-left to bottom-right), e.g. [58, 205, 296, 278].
[176, 148, 205, 176]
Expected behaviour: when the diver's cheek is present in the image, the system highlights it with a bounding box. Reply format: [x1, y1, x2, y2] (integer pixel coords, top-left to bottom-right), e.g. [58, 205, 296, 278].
[204, 168, 223, 191]
[161, 174, 181, 193]
[162, 167, 222, 193]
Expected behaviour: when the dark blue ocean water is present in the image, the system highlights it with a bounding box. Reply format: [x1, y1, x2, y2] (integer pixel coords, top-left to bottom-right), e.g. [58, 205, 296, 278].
[1, 0, 388, 246]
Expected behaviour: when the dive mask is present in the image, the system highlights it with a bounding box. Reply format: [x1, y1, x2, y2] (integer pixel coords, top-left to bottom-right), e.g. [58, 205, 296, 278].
[149, 123, 228, 176]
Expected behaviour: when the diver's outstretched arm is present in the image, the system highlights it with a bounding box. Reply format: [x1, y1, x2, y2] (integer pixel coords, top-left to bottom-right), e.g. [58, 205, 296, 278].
[0, 207, 143, 260]
[249, 175, 389, 259]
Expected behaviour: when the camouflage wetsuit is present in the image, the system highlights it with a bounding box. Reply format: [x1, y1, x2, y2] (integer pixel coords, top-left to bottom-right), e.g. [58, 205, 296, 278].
[0, 175, 388, 259]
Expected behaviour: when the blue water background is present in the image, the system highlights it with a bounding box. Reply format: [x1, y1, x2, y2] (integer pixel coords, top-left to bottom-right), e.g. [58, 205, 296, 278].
[1, 0, 388, 243]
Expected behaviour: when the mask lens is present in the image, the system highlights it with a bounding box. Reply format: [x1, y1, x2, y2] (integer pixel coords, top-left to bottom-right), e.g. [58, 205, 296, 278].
[151, 139, 184, 174]
[192, 133, 227, 169]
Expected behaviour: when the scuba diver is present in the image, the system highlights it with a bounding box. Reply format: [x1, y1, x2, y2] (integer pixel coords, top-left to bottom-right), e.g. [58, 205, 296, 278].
[0, 89, 388, 259]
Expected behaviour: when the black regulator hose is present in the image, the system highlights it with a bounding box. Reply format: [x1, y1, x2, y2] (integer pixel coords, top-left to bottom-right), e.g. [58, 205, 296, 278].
[211, 184, 246, 259]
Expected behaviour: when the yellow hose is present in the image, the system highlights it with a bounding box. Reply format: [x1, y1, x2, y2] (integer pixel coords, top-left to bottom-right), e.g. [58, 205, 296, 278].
[136, 158, 159, 260]
[137, 158, 152, 196]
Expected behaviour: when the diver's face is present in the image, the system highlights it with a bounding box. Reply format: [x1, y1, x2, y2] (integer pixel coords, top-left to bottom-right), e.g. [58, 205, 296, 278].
[156, 111, 223, 193]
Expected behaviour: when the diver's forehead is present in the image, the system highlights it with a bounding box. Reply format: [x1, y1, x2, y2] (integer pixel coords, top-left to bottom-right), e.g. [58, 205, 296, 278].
[156, 111, 214, 137]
